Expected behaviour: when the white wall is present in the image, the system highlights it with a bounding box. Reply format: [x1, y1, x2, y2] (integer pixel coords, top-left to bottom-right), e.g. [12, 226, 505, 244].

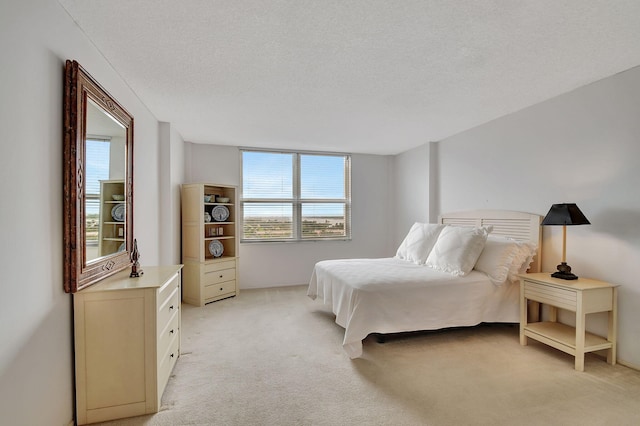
[436, 65, 640, 368]
[185, 143, 394, 287]
[159, 122, 185, 264]
[391, 142, 431, 249]
[0, 1, 163, 424]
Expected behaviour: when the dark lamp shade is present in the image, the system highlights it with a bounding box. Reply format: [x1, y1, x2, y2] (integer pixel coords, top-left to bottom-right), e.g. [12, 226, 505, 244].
[541, 203, 591, 226]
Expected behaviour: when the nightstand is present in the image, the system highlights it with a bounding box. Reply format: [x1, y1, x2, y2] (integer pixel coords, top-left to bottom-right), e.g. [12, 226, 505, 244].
[519, 273, 618, 371]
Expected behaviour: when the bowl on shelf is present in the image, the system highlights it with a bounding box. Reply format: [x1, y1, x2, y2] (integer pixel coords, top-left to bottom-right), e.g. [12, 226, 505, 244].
[112, 194, 125, 201]
[204, 195, 213, 202]
[216, 197, 230, 203]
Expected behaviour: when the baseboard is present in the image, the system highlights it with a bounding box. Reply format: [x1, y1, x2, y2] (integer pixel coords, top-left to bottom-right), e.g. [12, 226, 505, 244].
[592, 351, 640, 372]
[618, 359, 640, 372]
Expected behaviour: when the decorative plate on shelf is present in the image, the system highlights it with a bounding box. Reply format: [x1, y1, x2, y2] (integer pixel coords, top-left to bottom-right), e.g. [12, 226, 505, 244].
[211, 205, 229, 222]
[111, 203, 125, 222]
[208, 240, 224, 257]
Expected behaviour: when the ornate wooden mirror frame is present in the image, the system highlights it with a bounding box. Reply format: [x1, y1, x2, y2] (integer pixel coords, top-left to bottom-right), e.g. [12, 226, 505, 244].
[63, 60, 134, 293]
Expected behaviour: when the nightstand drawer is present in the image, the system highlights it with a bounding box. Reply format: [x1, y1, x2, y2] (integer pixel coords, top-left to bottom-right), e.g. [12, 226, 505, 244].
[524, 280, 577, 311]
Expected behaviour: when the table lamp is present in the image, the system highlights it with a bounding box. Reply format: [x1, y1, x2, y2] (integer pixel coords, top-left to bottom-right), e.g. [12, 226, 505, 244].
[541, 203, 590, 280]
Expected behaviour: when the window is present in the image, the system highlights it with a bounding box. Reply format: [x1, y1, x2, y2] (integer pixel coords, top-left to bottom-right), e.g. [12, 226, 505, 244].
[241, 149, 351, 242]
[85, 138, 110, 244]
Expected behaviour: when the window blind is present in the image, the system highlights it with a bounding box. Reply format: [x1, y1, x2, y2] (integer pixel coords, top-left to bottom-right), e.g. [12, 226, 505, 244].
[241, 149, 351, 242]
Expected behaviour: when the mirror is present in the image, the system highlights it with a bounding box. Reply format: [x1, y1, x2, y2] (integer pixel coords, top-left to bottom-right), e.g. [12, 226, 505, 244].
[84, 99, 127, 262]
[64, 60, 134, 293]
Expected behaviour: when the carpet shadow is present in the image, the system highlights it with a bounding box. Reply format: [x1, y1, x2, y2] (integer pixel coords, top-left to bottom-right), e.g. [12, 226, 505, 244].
[349, 324, 522, 424]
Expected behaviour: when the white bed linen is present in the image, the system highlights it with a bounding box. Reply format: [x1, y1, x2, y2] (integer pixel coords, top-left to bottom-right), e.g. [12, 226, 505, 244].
[307, 257, 520, 358]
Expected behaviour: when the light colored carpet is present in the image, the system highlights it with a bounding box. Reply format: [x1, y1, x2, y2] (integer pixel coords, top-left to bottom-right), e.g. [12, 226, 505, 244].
[95, 285, 640, 426]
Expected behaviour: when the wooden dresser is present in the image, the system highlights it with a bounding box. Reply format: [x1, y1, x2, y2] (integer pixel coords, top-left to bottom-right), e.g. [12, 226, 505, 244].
[73, 265, 183, 424]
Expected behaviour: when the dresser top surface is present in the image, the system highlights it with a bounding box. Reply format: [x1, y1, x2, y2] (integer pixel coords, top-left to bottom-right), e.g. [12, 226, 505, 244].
[78, 265, 183, 293]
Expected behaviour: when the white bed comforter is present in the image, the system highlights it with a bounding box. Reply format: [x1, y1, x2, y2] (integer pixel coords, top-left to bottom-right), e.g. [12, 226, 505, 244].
[307, 257, 520, 358]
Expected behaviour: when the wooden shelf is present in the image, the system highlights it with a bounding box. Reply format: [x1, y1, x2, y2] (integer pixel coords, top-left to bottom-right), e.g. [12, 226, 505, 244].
[98, 180, 125, 258]
[182, 183, 239, 306]
[203, 254, 236, 262]
[524, 321, 613, 354]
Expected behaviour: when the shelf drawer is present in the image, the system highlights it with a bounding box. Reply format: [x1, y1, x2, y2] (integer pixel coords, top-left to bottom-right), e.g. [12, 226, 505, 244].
[158, 286, 180, 330]
[524, 280, 577, 311]
[204, 280, 236, 301]
[203, 259, 236, 274]
[203, 267, 236, 286]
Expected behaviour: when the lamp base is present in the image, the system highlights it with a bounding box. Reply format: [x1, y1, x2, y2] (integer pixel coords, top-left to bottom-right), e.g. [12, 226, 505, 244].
[551, 262, 578, 280]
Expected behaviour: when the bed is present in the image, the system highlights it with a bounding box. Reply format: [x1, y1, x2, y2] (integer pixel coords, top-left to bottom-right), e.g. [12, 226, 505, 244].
[307, 210, 542, 358]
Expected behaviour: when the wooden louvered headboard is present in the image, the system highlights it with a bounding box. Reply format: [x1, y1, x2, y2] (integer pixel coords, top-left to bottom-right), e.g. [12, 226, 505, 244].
[438, 210, 542, 273]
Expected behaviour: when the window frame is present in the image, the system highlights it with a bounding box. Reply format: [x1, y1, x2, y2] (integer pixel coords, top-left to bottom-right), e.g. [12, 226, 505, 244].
[240, 148, 351, 243]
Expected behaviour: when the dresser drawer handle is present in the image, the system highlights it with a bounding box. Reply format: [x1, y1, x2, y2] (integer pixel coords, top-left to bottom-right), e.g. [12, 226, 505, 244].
[170, 329, 174, 334]
[169, 305, 174, 310]
[219, 274, 223, 278]
[170, 353, 175, 358]
[220, 287, 223, 291]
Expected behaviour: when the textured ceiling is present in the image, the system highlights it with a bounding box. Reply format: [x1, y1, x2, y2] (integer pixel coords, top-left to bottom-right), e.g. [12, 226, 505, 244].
[59, 0, 640, 155]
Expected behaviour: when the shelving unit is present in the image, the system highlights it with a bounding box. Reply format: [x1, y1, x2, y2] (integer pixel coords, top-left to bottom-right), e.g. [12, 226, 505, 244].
[98, 179, 126, 257]
[181, 183, 239, 306]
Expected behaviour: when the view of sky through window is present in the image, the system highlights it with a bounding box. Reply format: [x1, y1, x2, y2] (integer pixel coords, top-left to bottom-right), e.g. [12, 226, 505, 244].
[243, 151, 346, 217]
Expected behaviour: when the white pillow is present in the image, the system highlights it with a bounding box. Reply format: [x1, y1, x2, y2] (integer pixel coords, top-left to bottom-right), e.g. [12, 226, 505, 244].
[425, 226, 491, 276]
[474, 236, 522, 285]
[395, 222, 446, 265]
[510, 240, 538, 281]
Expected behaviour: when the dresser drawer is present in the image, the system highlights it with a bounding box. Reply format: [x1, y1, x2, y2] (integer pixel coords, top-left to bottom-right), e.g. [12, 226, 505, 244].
[524, 280, 577, 311]
[158, 286, 180, 329]
[158, 332, 179, 395]
[204, 280, 236, 301]
[158, 272, 180, 305]
[203, 259, 236, 274]
[158, 310, 179, 357]
[203, 266, 236, 286]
